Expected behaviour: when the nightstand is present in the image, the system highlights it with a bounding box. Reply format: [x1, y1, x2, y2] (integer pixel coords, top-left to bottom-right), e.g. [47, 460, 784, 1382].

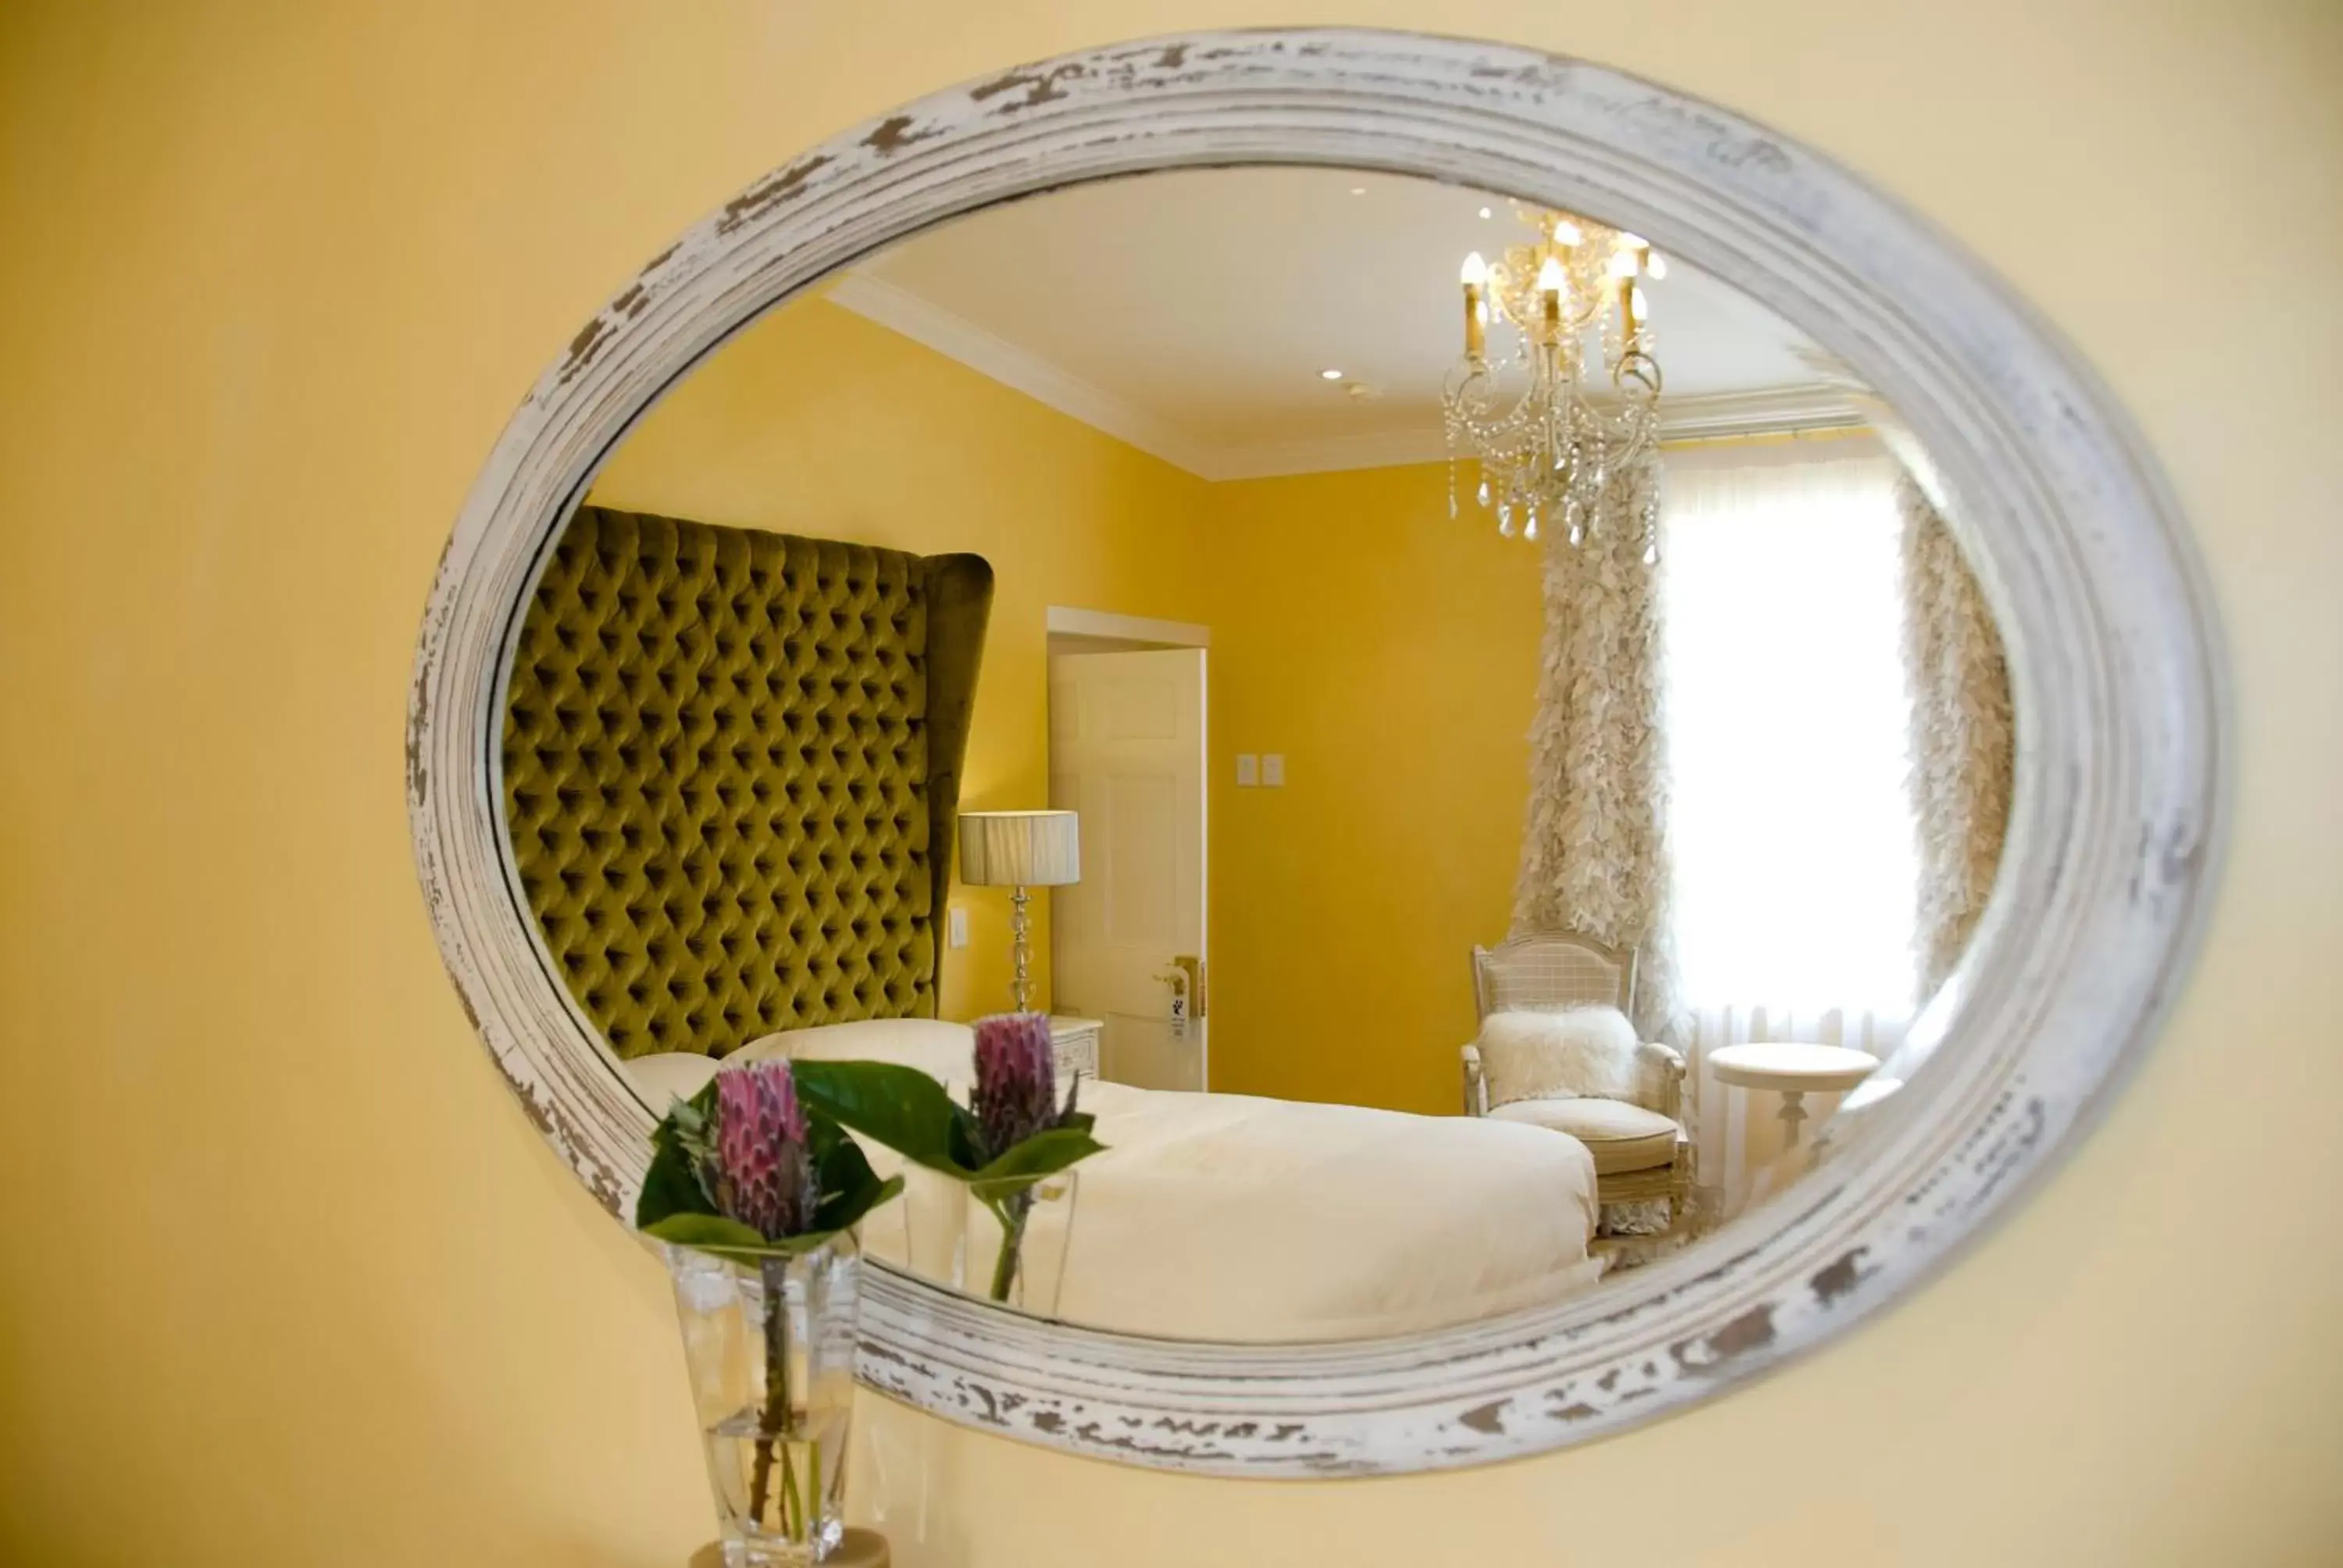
[1048, 1014, 1103, 1082]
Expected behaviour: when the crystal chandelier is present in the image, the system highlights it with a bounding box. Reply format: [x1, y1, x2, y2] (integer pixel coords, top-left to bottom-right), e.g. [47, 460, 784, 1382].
[1443, 205, 1666, 558]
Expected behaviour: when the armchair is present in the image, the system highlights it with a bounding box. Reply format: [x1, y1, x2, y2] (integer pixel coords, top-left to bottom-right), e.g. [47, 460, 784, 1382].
[1462, 932, 1692, 1228]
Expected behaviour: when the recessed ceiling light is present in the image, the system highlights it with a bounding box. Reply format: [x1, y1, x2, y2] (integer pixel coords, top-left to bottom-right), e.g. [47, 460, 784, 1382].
[1319, 369, 1344, 380]
[1478, 205, 1492, 219]
[1348, 185, 1367, 195]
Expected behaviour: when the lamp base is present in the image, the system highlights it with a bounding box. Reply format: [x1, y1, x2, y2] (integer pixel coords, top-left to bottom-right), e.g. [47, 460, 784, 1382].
[1008, 884, 1034, 1012]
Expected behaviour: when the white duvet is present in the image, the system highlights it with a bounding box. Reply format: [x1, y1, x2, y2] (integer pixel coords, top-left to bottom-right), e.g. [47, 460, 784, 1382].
[635, 1017, 1603, 1341]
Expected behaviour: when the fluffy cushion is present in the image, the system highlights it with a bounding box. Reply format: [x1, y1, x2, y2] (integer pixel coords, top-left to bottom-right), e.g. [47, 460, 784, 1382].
[1488, 1096, 1680, 1174]
[1476, 1005, 1641, 1106]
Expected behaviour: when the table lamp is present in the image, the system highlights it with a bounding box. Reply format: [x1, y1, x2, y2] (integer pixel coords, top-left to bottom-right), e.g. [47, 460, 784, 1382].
[958, 810, 1081, 1012]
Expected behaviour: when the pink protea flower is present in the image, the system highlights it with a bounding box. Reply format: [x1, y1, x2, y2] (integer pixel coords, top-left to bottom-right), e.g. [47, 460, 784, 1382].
[971, 1011, 1060, 1160]
[711, 1060, 815, 1240]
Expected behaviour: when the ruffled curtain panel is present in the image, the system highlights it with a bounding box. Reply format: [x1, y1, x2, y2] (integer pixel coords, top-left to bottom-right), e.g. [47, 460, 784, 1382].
[1509, 455, 1679, 1039]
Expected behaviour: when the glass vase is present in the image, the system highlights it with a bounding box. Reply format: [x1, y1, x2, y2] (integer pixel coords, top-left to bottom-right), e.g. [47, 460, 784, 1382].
[897, 1167, 1079, 1317]
[665, 1235, 859, 1567]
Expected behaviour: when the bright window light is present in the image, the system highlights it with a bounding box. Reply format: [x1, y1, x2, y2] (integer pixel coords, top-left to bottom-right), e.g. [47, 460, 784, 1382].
[1661, 445, 1919, 1015]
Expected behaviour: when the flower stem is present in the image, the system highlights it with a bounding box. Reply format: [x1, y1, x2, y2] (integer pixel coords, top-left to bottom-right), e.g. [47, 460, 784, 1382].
[805, 1437, 823, 1543]
[749, 1256, 792, 1533]
[988, 1192, 1030, 1303]
[778, 1427, 802, 1541]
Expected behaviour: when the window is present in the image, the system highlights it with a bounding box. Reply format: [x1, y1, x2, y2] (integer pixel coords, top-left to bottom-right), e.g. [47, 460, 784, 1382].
[1660, 443, 1918, 1016]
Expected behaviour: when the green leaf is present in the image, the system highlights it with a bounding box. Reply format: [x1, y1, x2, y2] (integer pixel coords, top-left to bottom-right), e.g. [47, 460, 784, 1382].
[643, 1213, 868, 1262]
[809, 1124, 907, 1234]
[970, 1125, 1107, 1196]
[641, 1213, 770, 1253]
[756, 1226, 861, 1257]
[635, 1084, 722, 1230]
[792, 1060, 982, 1177]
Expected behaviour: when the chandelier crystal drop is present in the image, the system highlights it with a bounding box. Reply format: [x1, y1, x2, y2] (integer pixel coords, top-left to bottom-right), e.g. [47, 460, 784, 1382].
[1443, 204, 1665, 558]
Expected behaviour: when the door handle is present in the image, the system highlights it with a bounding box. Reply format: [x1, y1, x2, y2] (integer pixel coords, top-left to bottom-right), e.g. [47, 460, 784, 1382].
[1153, 966, 1192, 1034]
[1172, 954, 1206, 1019]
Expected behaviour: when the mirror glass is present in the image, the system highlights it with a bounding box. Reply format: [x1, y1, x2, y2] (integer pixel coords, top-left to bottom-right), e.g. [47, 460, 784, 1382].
[501, 166, 2011, 1341]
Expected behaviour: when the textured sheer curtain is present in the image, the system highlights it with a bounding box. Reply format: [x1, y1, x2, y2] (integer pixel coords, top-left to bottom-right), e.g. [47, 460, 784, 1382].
[1897, 472, 2015, 996]
[1660, 440, 1917, 1203]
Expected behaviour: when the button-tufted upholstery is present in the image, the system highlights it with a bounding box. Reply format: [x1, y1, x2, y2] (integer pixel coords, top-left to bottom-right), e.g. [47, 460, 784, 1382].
[501, 507, 993, 1060]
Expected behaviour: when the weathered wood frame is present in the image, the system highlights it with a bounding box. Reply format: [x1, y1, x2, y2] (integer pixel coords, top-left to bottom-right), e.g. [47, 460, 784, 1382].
[407, 29, 2224, 1475]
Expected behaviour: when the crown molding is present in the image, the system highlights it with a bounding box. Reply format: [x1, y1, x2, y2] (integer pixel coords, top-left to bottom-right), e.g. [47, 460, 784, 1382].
[825, 273, 1221, 478]
[1656, 384, 1865, 440]
[1207, 387, 1866, 479]
[836, 271, 1863, 480]
[1207, 426, 1450, 479]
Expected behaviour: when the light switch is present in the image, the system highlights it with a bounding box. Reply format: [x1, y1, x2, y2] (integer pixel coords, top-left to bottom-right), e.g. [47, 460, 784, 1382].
[1263, 754, 1286, 786]
[1235, 754, 1260, 786]
[947, 905, 970, 949]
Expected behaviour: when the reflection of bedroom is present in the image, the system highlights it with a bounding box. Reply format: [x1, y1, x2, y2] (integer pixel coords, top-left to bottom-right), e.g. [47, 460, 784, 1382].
[533, 166, 2009, 1325]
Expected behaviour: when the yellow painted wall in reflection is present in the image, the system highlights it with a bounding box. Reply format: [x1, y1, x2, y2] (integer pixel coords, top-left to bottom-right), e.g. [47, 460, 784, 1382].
[1204, 462, 1543, 1114]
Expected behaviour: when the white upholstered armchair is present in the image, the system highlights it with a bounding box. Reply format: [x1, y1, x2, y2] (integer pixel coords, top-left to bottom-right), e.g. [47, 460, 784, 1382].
[1461, 932, 1692, 1226]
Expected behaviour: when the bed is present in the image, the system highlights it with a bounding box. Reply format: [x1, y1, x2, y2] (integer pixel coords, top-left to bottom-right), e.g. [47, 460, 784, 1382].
[508, 506, 1600, 1342]
[635, 1017, 1603, 1342]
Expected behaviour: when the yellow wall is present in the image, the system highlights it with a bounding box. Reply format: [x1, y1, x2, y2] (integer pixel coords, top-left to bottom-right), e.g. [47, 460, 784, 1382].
[1, 3, 2337, 1566]
[1206, 463, 1542, 1114]
[589, 297, 1218, 1021]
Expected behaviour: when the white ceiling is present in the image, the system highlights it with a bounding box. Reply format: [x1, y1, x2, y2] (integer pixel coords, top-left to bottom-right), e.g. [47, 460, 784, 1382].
[833, 166, 1849, 480]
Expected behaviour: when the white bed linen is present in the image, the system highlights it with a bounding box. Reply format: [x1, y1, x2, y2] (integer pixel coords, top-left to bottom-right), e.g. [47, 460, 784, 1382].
[632, 1017, 1603, 1341]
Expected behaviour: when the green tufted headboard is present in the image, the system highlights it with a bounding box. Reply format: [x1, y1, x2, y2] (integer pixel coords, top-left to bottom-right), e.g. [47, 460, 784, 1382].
[500, 505, 992, 1060]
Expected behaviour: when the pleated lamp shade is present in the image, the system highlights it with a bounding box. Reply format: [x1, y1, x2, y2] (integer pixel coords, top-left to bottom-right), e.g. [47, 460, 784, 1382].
[958, 811, 1081, 888]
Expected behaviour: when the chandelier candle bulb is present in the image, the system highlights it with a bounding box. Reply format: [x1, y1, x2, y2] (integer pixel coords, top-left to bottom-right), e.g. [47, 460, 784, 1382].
[1460, 251, 1489, 358]
[1536, 255, 1565, 333]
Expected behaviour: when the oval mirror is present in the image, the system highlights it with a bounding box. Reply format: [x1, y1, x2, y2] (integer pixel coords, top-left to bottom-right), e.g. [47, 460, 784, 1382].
[410, 30, 2220, 1474]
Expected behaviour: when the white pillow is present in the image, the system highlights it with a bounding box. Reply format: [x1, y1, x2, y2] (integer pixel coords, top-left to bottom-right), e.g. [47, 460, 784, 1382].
[1476, 1006, 1640, 1107]
[735, 1016, 976, 1089]
[624, 1018, 979, 1117]
[622, 1050, 722, 1110]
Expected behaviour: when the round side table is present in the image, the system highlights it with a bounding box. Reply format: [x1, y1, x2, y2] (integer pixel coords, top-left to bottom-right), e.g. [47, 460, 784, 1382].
[1707, 1042, 1879, 1148]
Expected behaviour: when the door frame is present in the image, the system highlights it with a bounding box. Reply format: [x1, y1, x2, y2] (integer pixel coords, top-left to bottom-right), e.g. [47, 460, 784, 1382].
[1046, 607, 1211, 1089]
[1045, 604, 1211, 651]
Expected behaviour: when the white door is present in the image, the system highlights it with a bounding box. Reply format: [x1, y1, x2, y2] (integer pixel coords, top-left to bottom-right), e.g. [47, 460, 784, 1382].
[1047, 648, 1207, 1091]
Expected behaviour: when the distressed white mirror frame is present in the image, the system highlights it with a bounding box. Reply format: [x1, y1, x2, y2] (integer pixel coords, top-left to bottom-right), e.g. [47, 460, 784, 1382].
[408, 29, 2223, 1476]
